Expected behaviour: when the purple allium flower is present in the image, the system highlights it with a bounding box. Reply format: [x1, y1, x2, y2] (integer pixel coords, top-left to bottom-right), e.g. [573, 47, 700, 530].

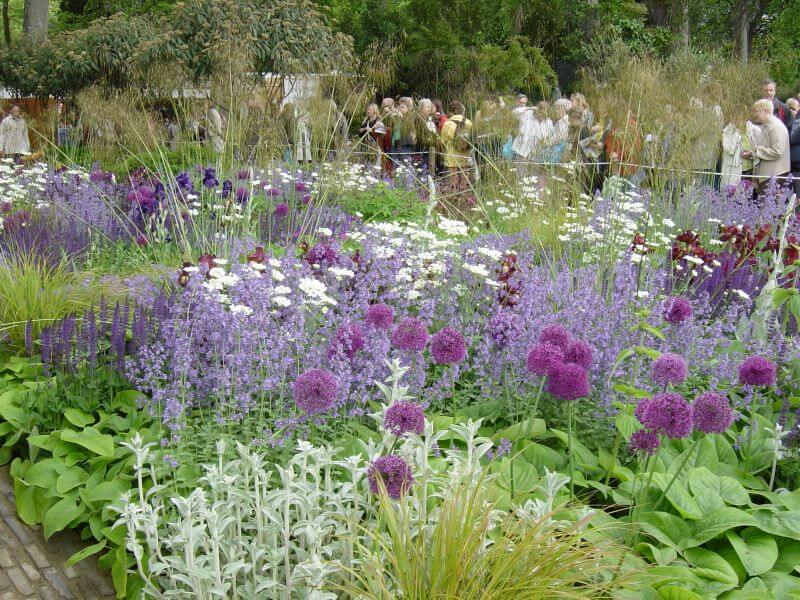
[526, 343, 564, 376]
[302, 193, 312, 204]
[235, 187, 250, 204]
[430, 327, 467, 365]
[265, 186, 283, 196]
[546, 362, 590, 401]
[738, 355, 777, 387]
[383, 401, 425, 436]
[693, 392, 734, 434]
[564, 340, 593, 370]
[295, 181, 308, 192]
[306, 243, 338, 268]
[328, 323, 365, 358]
[391, 318, 429, 351]
[637, 392, 693, 438]
[293, 369, 338, 414]
[634, 397, 651, 423]
[368, 455, 414, 499]
[663, 296, 692, 325]
[274, 202, 289, 218]
[135, 235, 148, 247]
[486, 310, 518, 349]
[629, 429, 660, 455]
[651, 353, 688, 386]
[539, 324, 571, 351]
[237, 169, 250, 180]
[366, 303, 394, 330]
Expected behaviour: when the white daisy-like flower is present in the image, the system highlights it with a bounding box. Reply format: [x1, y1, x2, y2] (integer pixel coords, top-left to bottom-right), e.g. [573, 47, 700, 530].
[317, 227, 333, 237]
[463, 263, 490, 278]
[683, 255, 704, 265]
[208, 267, 227, 279]
[272, 296, 291, 308]
[636, 291, 650, 299]
[732, 289, 751, 301]
[268, 258, 282, 267]
[329, 267, 355, 279]
[229, 304, 253, 316]
[273, 285, 292, 296]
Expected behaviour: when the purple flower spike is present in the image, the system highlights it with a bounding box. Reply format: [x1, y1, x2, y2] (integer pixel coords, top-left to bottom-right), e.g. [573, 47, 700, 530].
[293, 369, 338, 414]
[546, 362, 590, 401]
[565, 340, 593, 370]
[392, 318, 428, 351]
[526, 343, 564, 377]
[738, 355, 777, 387]
[384, 401, 425, 436]
[651, 353, 688, 386]
[539, 324, 571, 351]
[486, 310, 518, 349]
[368, 455, 414, 499]
[366, 303, 394, 330]
[629, 429, 660, 455]
[693, 392, 734, 434]
[663, 296, 692, 325]
[430, 327, 467, 365]
[637, 392, 693, 439]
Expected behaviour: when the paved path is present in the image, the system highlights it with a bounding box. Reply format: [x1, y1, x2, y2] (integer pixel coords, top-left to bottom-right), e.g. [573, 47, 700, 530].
[0, 467, 116, 600]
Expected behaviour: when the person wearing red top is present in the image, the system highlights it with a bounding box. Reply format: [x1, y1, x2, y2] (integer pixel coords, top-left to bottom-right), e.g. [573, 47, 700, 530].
[433, 99, 448, 132]
[604, 113, 642, 179]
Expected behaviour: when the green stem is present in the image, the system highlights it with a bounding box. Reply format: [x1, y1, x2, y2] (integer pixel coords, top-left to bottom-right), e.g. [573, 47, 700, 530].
[651, 437, 701, 515]
[530, 378, 546, 421]
[744, 389, 760, 472]
[566, 401, 575, 499]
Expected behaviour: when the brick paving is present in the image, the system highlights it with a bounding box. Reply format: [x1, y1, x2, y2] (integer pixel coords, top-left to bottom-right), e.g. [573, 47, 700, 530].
[0, 467, 116, 599]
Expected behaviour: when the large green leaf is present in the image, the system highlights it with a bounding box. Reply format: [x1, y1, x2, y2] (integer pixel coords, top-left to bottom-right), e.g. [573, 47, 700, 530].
[683, 507, 757, 548]
[687, 467, 749, 508]
[64, 408, 95, 428]
[14, 479, 42, 524]
[60, 427, 115, 457]
[496, 457, 539, 493]
[24, 458, 67, 488]
[753, 511, 800, 541]
[66, 540, 107, 567]
[726, 528, 778, 576]
[56, 466, 89, 494]
[652, 472, 702, 519]
[494, 417, 545, 442]
[635, 542, 678, 566]
[79, 480, 130, 506]
[683, 547, 739, 585]
[773, 538, 800, 573]
[43, 498, 83, 539]
[640, 511, 694, 550]
[657, 586, 702, 600]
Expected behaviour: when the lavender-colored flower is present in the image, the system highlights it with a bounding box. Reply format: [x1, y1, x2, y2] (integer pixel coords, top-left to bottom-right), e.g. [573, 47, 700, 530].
[546, 362, 590, 401]
[235, 187, 250, 204]
[202, 167, 219, 189]
[487, 437, 512, 460]
[237, 170, 250, 180]
[634, 397, 651, 423]
[526, 343, 564, 376]
[383, 401, 425, 436]
[306, 243, 338, 268]
[328, 323, 365, 358]
[738, 355, 777, 387]
[651, 353, 688, 386]
[564, 340, 593, 370]
[430, 327, 467, 365]
[293, 369, 338, 414]
[274, 203, 289, 218]
[176, 171, 194, 192]
[637, 392, 693, 438]
[629, 429, 660, 455]
[392, 318, 429, 351]
[366, 303, 394, 330]
[663, 296, 692, 325]
[693, 392, 734, 434]
[368, 455, 414, 499]
[539, 324, 571, 351]
[486, 310, 518, 349]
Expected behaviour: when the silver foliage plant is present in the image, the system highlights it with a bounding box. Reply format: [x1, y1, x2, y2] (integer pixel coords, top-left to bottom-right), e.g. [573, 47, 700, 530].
[116, 360, 573, 599]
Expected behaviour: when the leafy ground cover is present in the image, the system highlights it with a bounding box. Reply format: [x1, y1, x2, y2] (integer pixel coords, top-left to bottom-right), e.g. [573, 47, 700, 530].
[1, 156, 800, 599]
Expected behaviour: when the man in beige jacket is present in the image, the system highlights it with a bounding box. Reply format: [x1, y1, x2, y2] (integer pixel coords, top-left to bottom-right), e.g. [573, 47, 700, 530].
[742, 99, 790, 192]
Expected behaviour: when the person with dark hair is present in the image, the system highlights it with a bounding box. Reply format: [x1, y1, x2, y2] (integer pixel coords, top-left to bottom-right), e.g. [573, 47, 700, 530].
[432, 99, 448, 132]
[761, 79, 792, 129]
[786, 98, 800, 194]
[0, 105, 31, 161]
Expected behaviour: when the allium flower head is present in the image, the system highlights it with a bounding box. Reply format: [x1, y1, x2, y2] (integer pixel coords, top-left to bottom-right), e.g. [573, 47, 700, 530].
[366, 303, 394, 330]
[693, 392, 734, 434]
[738, 355, 776, 387]
[526, 343, 564, 376]
[235, 187, 250, 204]
[430, 327, 467, 365]
[663, 296, 692, 325]
[651, 353, 688, 386]
[392, 318, 429, 351]
[565, 340, 593, 370]
[539, 324, 571, 351]
[328, 323, 365, 359]
[546, 362, 590, 401]
[486, 310, 518, 349]
[293, 369, 338, 414]
[384, 401, 425, 436]
[306, 243, 338, 268]
[637, 392, 693, 438]
[629, 429, 660, 455]
[368, 455, 414, 499]
[274, 202, 289, 218]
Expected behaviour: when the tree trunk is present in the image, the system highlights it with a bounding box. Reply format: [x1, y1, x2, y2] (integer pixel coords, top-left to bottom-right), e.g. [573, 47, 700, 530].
[23, 0, 49, 42]
[670, 0, 689, 48]
[732, 0, 750, 63]
[2, 0, 10, 46]
[645, 0, 670, 28]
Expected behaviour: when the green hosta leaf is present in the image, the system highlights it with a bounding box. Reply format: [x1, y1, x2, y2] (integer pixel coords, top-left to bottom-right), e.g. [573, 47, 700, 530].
[774, 538, 800, 573]
[683, 507, 757, 548]
[520, 442, 566, 471]
[761, 570, 800, 598]
[615, 412, 640, 441]
[651, 472, 702, 519]
[726, 528, 778, 576]
[683, 547, 739, 585]
[613, 383, 651, 398]
[635, 542, 678, 566]
[79, 480, 130, 506]
[60, 428, 115, 457]
[657, 586, 702, 600]
[111, 544, 127, 596]
[24, 458, 67, 488]
[27, 434, 57, 452]
[111, 390, 145, 414]
[64, 408, 94, 428]
[495, 418, 546, 442]
[14, 479, 41, 524]
[548, 429, 598, 467]
[753, 511, 800, 541]
[43, 498, 83, 539]
[66, 540, 106, 567]
[640, 512, 694, 551]
[56, 466, 89, 494]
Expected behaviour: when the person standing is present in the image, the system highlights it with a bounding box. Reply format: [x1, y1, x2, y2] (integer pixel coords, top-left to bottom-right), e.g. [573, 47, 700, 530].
[439, 100, 474, 208]
[0, 105, 31, 161]
[206, 102, 225, 154]
[761, 79, 792, 129]
[415, 98, 438, 174]
[788, 98, 800, 194]
[741, 99, 790, 193]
